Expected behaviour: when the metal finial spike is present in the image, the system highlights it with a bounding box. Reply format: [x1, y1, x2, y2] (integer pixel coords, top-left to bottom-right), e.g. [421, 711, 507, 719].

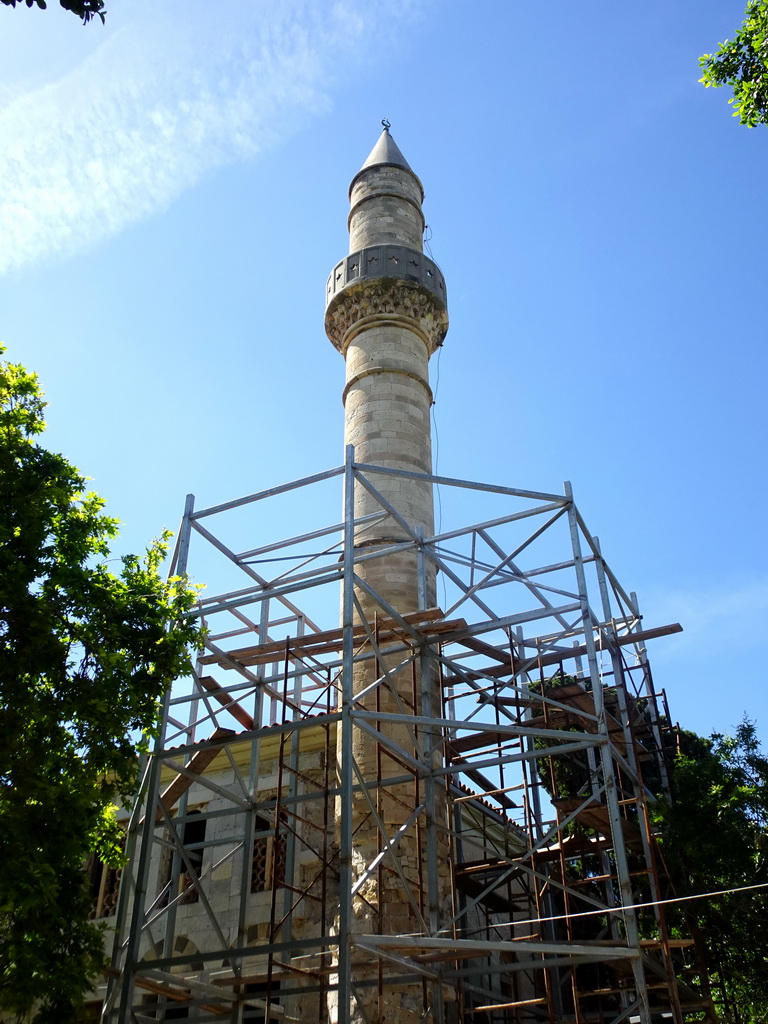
[381, 118, 391, 131]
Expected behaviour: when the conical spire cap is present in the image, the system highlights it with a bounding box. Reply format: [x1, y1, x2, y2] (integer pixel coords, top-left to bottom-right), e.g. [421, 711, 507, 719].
[350, 125, 424, 199]
[361, 127, 413, 173]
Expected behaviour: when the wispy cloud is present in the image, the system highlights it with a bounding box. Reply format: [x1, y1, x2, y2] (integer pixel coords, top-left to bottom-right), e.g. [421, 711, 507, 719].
[0, 0, 418, 275]
[644, 576, 768, 650]
[640, 576, 768, 734]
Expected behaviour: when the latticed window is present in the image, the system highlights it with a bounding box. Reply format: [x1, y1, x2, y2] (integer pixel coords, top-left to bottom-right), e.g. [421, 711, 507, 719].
[243, 981, 281, 1023]
[87, 836, 125, 918]
[157, 809, 207, 906]
[141, 994, 189, 1020]
[250, 813, 287, 893]
[179, 811, 206, 904]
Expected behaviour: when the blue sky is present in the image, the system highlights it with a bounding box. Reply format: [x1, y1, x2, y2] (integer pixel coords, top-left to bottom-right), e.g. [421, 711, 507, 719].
[1, 0, 766, 739]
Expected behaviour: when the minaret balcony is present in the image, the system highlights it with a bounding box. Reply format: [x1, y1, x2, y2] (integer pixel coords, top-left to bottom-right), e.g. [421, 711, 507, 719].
[326, 243, 447, 310]
[325, 244, 448, 354]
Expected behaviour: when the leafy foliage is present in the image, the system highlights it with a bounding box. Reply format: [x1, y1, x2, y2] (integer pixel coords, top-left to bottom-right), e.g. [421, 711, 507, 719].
[700, 0, 768, 127]
[531, 668, 768, 1018]
[0, 0, 105, 25]
[655, 719, 768, 1022]
[0, 352, 201, 1021]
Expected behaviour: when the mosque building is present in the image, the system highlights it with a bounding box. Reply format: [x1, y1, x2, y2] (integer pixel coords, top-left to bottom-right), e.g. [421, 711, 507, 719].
[92, 129, 714, 1024]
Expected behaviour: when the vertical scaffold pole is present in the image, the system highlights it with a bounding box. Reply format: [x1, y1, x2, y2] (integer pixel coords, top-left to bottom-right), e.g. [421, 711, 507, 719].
[337, 444, 356, 1024]
[419, 529, 445, 1023]
[564, 483, 652, 1024]
[105, 493, 197, 1024]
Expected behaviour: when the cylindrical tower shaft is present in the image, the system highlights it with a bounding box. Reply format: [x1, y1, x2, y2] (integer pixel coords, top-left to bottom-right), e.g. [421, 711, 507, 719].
[324, 127, 449, 1024]
[326, 127, 448, 615]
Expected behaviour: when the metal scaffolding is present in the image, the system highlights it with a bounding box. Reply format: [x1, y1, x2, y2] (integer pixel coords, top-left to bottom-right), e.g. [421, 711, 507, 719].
[100, 449, 715, 1024]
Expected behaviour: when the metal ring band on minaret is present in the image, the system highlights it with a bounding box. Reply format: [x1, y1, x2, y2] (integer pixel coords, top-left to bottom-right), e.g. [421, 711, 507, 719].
[341, 365, 434, 407]
[348, 166, 425, 202]
[347, 191, 425, 236]
[325, 244, 447, 309]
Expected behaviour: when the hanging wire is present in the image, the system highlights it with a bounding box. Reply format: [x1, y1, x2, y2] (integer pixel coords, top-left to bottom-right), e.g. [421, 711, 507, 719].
[424, 223, 435, 260]
[487, 880, 768, 932]
[424, 219, 446, 608]
[431, 343, 447, 610]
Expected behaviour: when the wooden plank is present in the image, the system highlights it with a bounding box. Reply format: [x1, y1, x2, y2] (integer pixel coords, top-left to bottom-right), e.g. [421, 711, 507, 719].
[454, 866, 519, 914]
[454, 682, 633, 754]
[156, 728, 234, 821]
[449, 729, 523, 756]
[451, 757, 518, 809]
[471, 998, 547, 1011]
[512, 711, 629, 754]
[200, 607, 444, 663]
[640, 938, 695, 948]
[458, 635, 512, 664]
[133, 975, 190, 1000]
[553, 798, 642, 848]
[133, 972, 234, 1015]
[199, 608, 467, 669]
[451, 622, 683, 679]
[198, 675, 254, 730]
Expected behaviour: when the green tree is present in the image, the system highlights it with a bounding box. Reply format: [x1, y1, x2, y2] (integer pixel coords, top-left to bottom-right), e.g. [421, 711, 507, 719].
[700, 0, 768, 127]
[0, 352, 201, 1022]
[656, 719, 768, 1022]
[0, 0, 105, 25]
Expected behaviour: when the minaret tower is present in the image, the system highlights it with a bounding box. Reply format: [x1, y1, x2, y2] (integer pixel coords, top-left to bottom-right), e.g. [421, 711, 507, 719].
[324, 125, 449, 1024]
[325, 122, 448, 586]
[101, 124, 707, 1024]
